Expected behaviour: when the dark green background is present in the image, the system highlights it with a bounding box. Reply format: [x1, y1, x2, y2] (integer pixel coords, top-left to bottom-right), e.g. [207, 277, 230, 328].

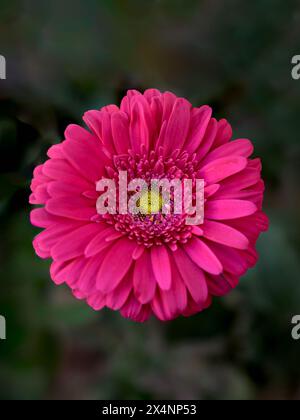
[0, 0, 300, 400]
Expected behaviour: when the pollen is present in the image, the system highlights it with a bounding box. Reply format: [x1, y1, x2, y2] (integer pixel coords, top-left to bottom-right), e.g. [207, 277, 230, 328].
[139, 190, 163, 214]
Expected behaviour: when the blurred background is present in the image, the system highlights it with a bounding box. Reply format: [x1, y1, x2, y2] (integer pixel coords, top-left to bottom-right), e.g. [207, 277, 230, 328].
[0, 0, 300, 400]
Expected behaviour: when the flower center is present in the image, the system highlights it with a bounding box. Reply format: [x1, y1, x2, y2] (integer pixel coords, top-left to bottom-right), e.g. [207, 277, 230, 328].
[138, 190, 163, 214]
[95, 149, 200, 247]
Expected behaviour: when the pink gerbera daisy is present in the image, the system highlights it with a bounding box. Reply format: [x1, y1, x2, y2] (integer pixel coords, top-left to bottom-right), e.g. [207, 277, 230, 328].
[30, 89, 268, 322]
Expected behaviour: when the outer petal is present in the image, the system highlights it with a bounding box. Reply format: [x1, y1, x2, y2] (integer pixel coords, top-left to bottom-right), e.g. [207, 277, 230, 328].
[212, 119, 232, 148]
[62, 139, 105, 182]
[202, 220, 249, 250]
[46, 196, 96, 221]
[133, 251, 156, 304]
[129, 98, 151, 153]
[150, 246, 172, 290]
[201, 138, 254, 165]
[205, 199, 257, 220]
[184, 237, 223, 275]
[185, 105, 212, 154]
[152, 288, 178, 321]
[111, 111, 131, 154]
[96, 238, 136, 294]
[195, 118, 218, 161]
[164, 98, 191, 154]
[199, 156, 247, 184]
[106, 270, 133, 310]
[83, 110, 103, 139]
[84, 226, 115, 257]
[51, 223, 100, 261]
[173, 247, 209, 304]
[120, 293, 151, 322]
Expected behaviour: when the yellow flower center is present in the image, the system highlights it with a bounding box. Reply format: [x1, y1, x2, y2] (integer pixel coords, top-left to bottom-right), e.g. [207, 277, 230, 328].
[139, 190, 163, 214]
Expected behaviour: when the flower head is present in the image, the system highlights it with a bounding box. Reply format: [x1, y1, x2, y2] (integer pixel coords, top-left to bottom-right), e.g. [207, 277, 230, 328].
[30, 89, 268, 322]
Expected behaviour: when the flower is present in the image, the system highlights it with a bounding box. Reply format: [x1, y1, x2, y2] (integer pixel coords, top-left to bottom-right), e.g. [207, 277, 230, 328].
[30, 89, 269, 322]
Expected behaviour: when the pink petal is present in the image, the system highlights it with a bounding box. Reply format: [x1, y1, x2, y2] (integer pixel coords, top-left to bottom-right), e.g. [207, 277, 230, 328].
[195, 118, 218, 161]
[173, 247, 209, 303]
[106, 270, 132, 310]
[64, 259, 89, 288]
[84, 227, 115, 257]
[30, 208, 61, 228]
[164, 98, 191, 154]
[150, 246, 172, 290]
[162, 91, 177, 121]
[207, 273, 234, 296]
[102, 104, 119, 114]
[46, 197, 96, 221]
[50, 260, 69, 285]
[133, 251, 156, 304]
[47, 181, 85, 198]
[64, 124, 95, 143]
[97, 238, 136, 294]
[132, 245, 145, 260]
[47, 144, 65, 159]
[170, 262, 188, 312]
[101, 111, 117, 156]
[226, 211, 269, 242]
[129, 99, 150, 153]
[111, 111, 130, 154]
[212, 119, 232, 148]
[216, 167, 261, 195]
[50, 258, 87, 287]
[150, 96, 163, 140]
[154, 120, 167, 152]
[185, 105, 212, 154]
[78, 255, 103, 293]
[151, 289, 178, 321]
[208, 242, 249, 276]
[241, 246, 258, 268]
[72, 289, 86, 299]
[34, 221, 83, 251]
[192, 226, 204, 236]
[202, 220, 249, 250]
[205, 184, 220, 198]
[217, 185, 264, 204]
[199, 156, 247, 184]
[62, 139, 105, 182]
[42, 159, 91, 189]
[83, 110, 102, 139]
[33, 237, 50, 259]
[120, 91, 141, 115]
[184, 237, 223, 275]
[202, 138, 254, 165]
[87, 292, 106, 310]
[248, 158, 262, 171]
[105, 231, 124, 242]
[29, 184, 50, 204]
[144, 88, 162, 102]
[120, 293, 151, 322]
[205, 199, 257, 220]
[51, 223, 100, 262]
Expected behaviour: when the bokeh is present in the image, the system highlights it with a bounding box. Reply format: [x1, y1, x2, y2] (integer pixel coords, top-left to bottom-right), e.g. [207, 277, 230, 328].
[0, 0, 300, 400]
